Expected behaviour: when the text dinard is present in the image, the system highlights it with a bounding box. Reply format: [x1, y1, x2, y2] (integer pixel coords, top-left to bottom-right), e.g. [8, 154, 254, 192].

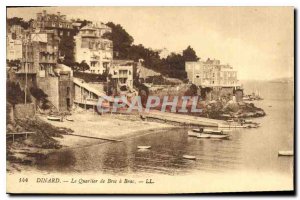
[36, 178, 148, 184]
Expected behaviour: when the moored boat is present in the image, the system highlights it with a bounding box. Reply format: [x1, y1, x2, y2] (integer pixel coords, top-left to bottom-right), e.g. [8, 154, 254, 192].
[218, 129, 232, 133]
[278, 151, 293, 156]
[203, 129, 223, 135]
[183, 155, 196, 160]
[188, 129, 229, 139]
[245, 124, 260, 128]
[218, 124, 246, 128]
[137, 146, 151, 149]
[197, 133, 229, 139]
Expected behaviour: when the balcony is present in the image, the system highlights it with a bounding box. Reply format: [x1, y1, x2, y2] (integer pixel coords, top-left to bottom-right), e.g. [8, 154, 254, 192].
[15, 67, 36, 74]
[81, 33, 98, 38]
[39, 58, 57, 64]
[118, 73, 129, 78]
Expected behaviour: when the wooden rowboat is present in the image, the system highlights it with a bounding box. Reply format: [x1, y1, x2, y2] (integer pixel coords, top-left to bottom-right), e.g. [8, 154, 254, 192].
[278, 151, 293, 156]
[47, 116, 62, 122]
[193, 128, 223, 134]
[197, 134, 211, 138]
[65, 117, 74, 122]
[197, 133, 229, 139]
[203, 129, 223, 135]
[137, 146, 151, 149]
[183, 155, 196, 160]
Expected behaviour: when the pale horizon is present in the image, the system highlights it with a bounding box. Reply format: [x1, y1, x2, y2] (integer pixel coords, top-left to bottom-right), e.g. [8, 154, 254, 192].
[7, 6, 294, 80]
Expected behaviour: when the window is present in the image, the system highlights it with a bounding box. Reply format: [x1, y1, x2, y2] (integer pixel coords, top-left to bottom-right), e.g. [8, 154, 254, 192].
[119, 78, 127, 84]
[119, 70, 128, 76]
[67, 87, 70, 96]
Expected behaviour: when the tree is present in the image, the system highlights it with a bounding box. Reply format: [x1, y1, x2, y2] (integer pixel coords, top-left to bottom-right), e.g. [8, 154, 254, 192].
[7, 59, 21, 70]
[58, 36, 75, 66]
[7, 17, 33, 29]
[128, 44, 162, 70]
[105, 22, 134, 59]
[78, 19, 92, 29]
[30, 87, 50, 109]
[29, 87, 48, 101]
[182, 45, 199, 61]
[7, 81, 31, 105]
[79, 61, 90, 72]
[165, 53, 185, 70]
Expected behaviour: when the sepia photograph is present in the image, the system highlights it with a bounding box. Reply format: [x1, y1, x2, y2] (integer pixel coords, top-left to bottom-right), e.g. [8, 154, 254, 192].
[5, 6, 294, 194]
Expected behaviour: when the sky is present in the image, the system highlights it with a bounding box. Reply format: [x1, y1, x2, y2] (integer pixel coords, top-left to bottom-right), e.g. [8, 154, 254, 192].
[7, 6, 294, 80]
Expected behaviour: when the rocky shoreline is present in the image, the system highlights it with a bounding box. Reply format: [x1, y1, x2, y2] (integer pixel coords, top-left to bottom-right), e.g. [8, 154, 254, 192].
[6, 117, 72, 172]
[198, 100, 266, 120]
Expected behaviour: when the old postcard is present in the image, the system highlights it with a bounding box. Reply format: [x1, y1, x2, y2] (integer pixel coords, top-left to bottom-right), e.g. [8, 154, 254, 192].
[6, 6, 294, 194]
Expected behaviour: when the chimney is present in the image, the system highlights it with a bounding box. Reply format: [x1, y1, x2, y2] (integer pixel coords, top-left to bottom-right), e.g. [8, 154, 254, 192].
[57, 12, 60, 16]
[43, 10, 46, 16]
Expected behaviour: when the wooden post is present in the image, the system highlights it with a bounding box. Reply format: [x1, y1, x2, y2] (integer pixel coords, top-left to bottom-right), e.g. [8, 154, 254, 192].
[12, 134, 14, 143]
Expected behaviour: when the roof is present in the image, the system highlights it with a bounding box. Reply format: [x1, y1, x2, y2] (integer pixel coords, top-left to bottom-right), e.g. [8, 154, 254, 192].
[73, 78, 106, 97]
[72, 22, 82, 27]
[80, 25, 96, 31]
[220, 68, 236, 72]
[56, 64, 72, 72]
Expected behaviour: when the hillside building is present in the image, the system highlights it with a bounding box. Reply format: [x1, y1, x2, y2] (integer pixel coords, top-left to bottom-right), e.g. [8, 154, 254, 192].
[74, 22, 113, 74]
[185, 58, 243, 101]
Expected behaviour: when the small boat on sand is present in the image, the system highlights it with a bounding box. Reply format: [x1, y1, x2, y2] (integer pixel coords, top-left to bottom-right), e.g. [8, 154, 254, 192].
[65, 117, 74, 122]
[278, 151, 293, 156]
[183, 155, 196, 160]
[47, 116, 62, 122]
[137, 146, 151, 149]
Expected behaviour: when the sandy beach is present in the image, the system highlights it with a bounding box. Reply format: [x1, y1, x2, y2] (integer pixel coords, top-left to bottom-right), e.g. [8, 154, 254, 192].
[39, 111, 175, 147]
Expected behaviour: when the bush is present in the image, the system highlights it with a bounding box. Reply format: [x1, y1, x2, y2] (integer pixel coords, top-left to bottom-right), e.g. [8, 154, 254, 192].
[7, 81, 31, 105]
[29, 87, 48, 101]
